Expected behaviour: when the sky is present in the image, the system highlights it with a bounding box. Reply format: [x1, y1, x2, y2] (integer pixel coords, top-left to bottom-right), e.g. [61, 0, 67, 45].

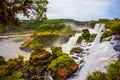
[47, 0, 120, 21]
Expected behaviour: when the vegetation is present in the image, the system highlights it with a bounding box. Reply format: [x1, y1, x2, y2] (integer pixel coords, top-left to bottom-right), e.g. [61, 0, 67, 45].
[0, 0, 48, 26]
[77, 29, 93, 43]
[100, 20, 120, 40]
[0, 45, 77, 80]
[0, 19, 83, 34]
[0, 56, 6, 65]
[48, 55, 74, 72]
[21, 19, 75, 51]
[51, 46, 67, 58]
[87, 61, 120, 80]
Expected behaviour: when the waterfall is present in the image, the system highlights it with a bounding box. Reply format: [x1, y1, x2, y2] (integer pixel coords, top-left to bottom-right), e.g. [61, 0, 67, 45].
[89, 24, 104, 53]
[94, 24, 101, 32]
[62, 33, 82, 54]
[71, 24, 117, 80]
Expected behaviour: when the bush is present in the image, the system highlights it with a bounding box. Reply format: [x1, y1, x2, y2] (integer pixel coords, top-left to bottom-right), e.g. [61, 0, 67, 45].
[37, 21, 65, 32]
[32, 44, 45, 53]
[0, 56, 6, 65]
[101, 31, 113, 40]
[82, 29, 90, 40]
[77, 36, 82, 44]
[51, 46, 66, 58]
[48, 55, 74, 72]
[87, 71, 107, 80]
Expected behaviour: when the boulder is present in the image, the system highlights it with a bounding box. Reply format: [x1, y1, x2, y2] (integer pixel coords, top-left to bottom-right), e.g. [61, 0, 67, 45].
[114, 43, 120, 51]
[56, 63, 79, 80]
[114, 35, 120, 40]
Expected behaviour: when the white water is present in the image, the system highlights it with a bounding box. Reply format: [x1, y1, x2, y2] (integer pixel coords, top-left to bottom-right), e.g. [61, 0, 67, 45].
[71, 24, 117, 80]
[62, 33, 82, 53]
[94, 24, 101, 32]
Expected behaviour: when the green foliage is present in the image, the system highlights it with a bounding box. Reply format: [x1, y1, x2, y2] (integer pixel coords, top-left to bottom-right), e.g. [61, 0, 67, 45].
[87, 38, 95, 42]
[77, 29, 91, 43]
[87, 71, 107, 80]
[0, 56, 24, 80]
[0, 56, 6, 65]
[37, 20, 65, 32]
[48, 55, 74, 72]
[107, 61, 120, 80]
[77, 36, 82, 44]
[70, 48, 78, 53]
[101, 20, 120, 40]
[59, 19, 85, 26]
[0, 0, 48, 26]
[51, 46, 66, 58]
[32, 44, 45, 53]
[91, 34, 97, 38]
[101, 31, 113, 40]
[87, 61, 120, 80]
[82, 29, 90, 40]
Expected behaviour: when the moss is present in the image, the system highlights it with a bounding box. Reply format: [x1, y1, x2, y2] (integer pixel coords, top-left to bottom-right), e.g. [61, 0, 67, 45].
[86, 38, 94, 42]
[91, 34, 97, 38]
[87, 71, 107, 80]
[77, 29, 91, 43]
[77, 36, 82, 44]
[32, 44, 45, 54]
[48, 55, 74, 72]
[70, 48, 78, 53]
[101, 30, 113, 40]
[50, 46, 67, 58]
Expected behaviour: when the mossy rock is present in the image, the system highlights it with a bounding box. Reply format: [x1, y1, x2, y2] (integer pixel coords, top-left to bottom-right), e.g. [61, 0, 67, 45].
[77, 36, 83, 44]
[70, 47, 83, 54]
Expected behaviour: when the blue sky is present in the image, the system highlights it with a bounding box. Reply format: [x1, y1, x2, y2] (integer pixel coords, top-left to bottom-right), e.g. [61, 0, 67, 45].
[47, 0, 120, 21]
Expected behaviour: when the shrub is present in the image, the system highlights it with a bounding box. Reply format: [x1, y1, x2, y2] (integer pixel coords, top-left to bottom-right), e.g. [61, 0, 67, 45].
[87, 71, 107, 80]
[87, 61, 120, 80]
[51, 46, 66, 58]
[77, 36, 83, 44]
[0, 56, 6, 65]
[48, 55, 74, 72]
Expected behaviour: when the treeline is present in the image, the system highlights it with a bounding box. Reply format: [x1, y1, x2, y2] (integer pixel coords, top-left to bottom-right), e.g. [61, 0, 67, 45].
[0, 19, 83, 34]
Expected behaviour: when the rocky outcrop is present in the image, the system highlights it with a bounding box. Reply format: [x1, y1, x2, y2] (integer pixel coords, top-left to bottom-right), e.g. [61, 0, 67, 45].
[114, 35, 120, 40]
[56, 63, 79, 80]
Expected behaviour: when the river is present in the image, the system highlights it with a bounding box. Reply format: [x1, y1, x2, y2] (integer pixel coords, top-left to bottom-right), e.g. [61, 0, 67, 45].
[0, 34, 31, 61]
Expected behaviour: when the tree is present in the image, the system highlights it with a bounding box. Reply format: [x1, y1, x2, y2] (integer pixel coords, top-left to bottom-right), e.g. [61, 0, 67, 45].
[0, 56, 6, 65]
[0, 0, 48, 26]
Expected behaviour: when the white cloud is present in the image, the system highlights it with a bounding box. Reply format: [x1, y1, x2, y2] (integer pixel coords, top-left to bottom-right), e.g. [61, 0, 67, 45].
[47, 0, 115, 21]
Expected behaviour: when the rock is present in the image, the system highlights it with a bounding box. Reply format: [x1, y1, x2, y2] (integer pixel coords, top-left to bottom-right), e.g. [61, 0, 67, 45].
[113, 40, 120, 51]
[117, 54, 120, 60]
[70, 47, 83, 54]
[56, 63, 79, 80]
[114, 35, 120, 40]
[114, 43, 120, 51]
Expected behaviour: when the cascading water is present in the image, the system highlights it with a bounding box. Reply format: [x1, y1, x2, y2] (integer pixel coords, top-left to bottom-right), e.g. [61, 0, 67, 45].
[62, 33, 82, 54]
[71, 24, 118, 80]
[89, 24, 104, 52]
[94, 24, 101, 32]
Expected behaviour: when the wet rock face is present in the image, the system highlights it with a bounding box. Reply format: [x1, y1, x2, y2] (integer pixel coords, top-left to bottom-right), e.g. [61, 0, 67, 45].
[56, 63, 79, 80]
[114, 43, 120, 51]
[114, 35, 120, 40]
